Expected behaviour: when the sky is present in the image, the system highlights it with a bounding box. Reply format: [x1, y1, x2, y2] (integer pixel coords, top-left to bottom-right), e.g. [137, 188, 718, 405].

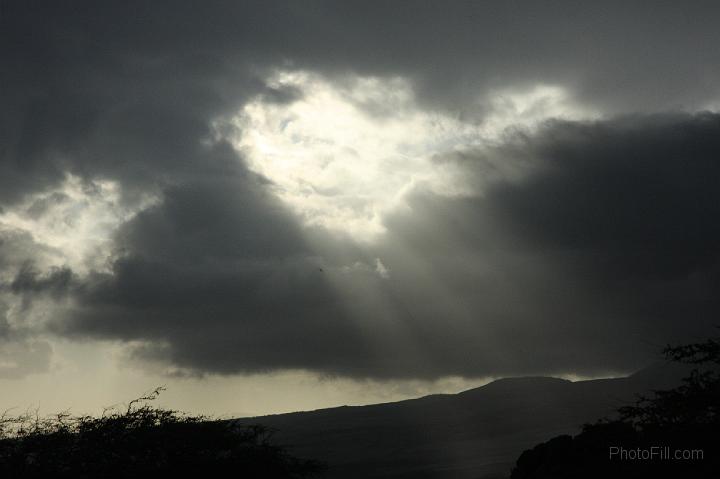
[1, 1, 720, 416]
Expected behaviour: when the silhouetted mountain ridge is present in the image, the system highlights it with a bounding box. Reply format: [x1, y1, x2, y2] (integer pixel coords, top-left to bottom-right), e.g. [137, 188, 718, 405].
[240, 363, 689, 479]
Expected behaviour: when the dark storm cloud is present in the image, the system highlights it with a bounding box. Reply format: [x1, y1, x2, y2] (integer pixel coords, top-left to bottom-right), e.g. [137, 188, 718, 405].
[0, 230, 71, 306]
[485, 113, 720, 281]
[4, 1, 720, 198]
[371, 113, 720, 376]
[9, 265, 75, 300]
[47, 113, 720, 379]
[2, 1, 720, 378]
[49, 171, 363, 375]
[3, 1, 720, 201]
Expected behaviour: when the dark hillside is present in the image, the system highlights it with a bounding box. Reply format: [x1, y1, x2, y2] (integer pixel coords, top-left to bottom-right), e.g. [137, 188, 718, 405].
[242, 363, 688, 478]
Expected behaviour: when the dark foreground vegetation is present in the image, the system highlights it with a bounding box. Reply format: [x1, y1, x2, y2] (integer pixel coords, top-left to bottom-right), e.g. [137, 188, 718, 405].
[512, 337, 720, 479]
[0, 388, 325, 479]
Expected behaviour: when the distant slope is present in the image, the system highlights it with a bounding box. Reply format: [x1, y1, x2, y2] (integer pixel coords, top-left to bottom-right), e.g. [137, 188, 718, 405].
[239, 363, 689, 479]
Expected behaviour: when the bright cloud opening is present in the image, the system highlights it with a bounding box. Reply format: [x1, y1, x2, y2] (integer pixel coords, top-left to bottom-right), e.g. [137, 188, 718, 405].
[223, 71, 596, 241]
[0, 175, 156, 276]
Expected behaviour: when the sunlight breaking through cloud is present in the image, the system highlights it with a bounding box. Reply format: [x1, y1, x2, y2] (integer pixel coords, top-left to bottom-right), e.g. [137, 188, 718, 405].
[0, 175, 156, 275]
[223, 71, 596, 240]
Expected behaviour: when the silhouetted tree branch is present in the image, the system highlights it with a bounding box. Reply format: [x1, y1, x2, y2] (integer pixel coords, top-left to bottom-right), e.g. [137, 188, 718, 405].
[0, 389, 325, 479]
[512, 335, 720, 479]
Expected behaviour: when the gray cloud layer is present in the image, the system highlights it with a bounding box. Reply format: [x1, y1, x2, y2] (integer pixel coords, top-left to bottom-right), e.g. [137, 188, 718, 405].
[2, 1, 720, 379]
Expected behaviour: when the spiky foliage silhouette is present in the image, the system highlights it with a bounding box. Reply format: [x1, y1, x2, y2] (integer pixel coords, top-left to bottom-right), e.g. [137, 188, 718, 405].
[512, 337, 720, 479]
[0, 387, 325, 478]
[618, 338, 720, 430]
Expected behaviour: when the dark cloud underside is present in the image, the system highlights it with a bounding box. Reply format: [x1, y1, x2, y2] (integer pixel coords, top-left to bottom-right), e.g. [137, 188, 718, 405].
[41, 113, 719, 379]
[2, 1, 720, 379]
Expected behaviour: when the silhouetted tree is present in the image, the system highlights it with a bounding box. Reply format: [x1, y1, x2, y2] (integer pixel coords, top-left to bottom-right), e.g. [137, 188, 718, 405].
[0, 387, 325, 478]
[511, 337, 720, 478]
